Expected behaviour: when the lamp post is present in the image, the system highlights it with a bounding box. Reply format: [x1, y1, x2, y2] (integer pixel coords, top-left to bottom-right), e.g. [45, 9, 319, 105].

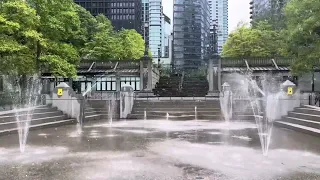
[158, 47, 161, 68]
[144, 22, 149, 61]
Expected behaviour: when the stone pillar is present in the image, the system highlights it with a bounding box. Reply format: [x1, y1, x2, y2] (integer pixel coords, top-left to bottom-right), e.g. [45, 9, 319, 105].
[208, 58, 214, 92]
[147, 59, 152, 91]
[207, 58, 219, 97]
[218, 58, 222, 92]
[140, 60, 144, 91]
[116, 75, 121, 92]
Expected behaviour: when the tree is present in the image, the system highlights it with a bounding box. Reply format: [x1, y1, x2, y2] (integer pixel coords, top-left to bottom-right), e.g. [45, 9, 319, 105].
[81, 14, 123, 61]
[81, 15, 145, 61]
[27, 0, 81, 77]
[222, 22, 286, 58]
[0, 0, 42, 75]
[284, 0, 320, 75]
[118, 29, 145, 60]
[72, 4, 98, 52]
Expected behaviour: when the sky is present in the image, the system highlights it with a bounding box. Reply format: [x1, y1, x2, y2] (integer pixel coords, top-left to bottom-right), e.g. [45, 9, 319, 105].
[162, 0, 251, 33]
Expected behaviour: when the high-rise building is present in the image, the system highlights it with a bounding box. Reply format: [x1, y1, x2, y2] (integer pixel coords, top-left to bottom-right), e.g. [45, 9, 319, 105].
[142, 0, 162, 61]
[74, 0, 142, 34]
[173, 0, 210, 68]
[250, 0, 287, 25]
[162, 14, 171, 58]
[208, 0, 228, 54]
[142, 0, 172, 64]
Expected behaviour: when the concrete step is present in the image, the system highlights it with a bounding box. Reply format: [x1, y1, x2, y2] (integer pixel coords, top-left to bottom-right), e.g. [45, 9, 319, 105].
[0, 111, 64, 123]
[131, 111, 221, 116]
[0, 115, 68, 131]
[287, 112, 320, 122]
[85, 114, 103, 121]
[282, 116, 320, 129]
[127, 114, 221, 120]
[132, 107, 221, 111]
[294, 107, 320, 116]
[134, 104, 220, 108]
[0, 107, 58, 117]
[274, 121, 320, 137]
[0, 119, 76, 136]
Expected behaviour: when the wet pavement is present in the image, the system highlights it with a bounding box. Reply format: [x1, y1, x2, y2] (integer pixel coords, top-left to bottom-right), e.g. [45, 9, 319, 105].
[0, 120, 320, 180]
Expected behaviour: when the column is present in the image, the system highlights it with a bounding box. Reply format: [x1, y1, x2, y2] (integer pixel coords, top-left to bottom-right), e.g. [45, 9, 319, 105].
[208, 58, 214, 92]
[140, 60, 144, 91]
[218, 58, 222, 92]
[147, 59, 152, 91]
[116, 75, 121, 92]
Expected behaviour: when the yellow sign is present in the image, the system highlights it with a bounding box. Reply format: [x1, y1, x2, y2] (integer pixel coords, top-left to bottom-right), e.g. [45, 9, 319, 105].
[57, 88, 63, 96]
[287, 87, 293, 95]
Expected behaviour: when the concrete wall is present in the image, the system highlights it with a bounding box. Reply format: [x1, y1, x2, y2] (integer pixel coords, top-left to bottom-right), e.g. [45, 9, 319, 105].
[51, 83, 83, 122]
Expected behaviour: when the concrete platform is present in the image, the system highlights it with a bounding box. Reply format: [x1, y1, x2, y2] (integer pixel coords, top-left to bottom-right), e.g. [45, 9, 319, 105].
[0, 120, 319, 180]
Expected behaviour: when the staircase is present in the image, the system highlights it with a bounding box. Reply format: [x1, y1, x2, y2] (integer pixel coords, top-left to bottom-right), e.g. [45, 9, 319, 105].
[153, 75, 181, 97]
[0, 106, 76, 135]
[181, 76, 209, 97]
[85, 100, 119, 121]
[128, 100, 222, 120]
[275, 105, 320, 137]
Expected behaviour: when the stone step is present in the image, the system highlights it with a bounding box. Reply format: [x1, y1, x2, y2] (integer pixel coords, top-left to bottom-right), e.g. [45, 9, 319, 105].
[0, 111, 64, 123]
[288, 112, 320, 122]
[294, 107, 320, 116]
[282, 116, 320, 129]
[131, 111, 221, 116]
[127, 114, 221, 120]
[0, 115, 68, 131]
[0, 107, 58, 117]
[85, 114, 102, 121]
[0, 119, 76, 136]
[132, 107, 221, 111]
[274, 121, 320, 137]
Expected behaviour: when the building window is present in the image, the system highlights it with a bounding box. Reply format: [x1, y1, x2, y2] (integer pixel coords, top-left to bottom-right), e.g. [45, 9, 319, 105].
[120, 77, 140, 91]
[96, 76, 116, 91]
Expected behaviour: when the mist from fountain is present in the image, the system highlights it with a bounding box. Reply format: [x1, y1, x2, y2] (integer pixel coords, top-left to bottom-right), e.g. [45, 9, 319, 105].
[194, 106, 197, 121]
[108, 93, 116, 126]
[223, 73, 283, 156]
[82, 81, 98, 97]
[144, 109, 147, 121]
[220, 83, 233, 124]
[5, 75, 41, 153]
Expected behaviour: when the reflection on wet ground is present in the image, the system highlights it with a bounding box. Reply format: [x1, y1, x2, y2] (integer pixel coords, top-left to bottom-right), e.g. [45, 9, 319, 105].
[0, 120, 320, 180]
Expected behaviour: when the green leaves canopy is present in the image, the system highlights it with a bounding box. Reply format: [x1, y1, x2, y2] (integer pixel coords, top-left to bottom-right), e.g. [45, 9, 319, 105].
[81, 15, 145, 61]
[0, 0, 146, 77]
[222, 22, 286, 58]
[284, 0, 320, 75]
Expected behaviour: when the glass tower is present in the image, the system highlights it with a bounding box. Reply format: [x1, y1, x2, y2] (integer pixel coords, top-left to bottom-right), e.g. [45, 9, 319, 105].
[74, 0, 142, 34]
[173, 0, 210, 69]
[208, 0, 228, 54]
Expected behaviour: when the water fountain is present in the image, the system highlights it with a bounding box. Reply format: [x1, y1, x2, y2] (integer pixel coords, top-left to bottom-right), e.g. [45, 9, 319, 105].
[223, 73, 287, 156]
[166, 113, 169, 121]
[194, 106, 198, 121]
[5, 75, 41, 153]
[108, 93, 116, 126]
[144, 109, 147, 121]
[220, 82, 233, 124]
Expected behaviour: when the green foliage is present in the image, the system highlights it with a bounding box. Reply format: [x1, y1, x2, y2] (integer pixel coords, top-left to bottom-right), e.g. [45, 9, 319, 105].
[0, 0, 41, 75]
[0, 0, 146, 77]
[29, 0, 81, 77]
[118, 29, 145, 60]
[222, 22, 286, 58]
[284, 0, 320, 75]
[81, 16, 145, 61]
